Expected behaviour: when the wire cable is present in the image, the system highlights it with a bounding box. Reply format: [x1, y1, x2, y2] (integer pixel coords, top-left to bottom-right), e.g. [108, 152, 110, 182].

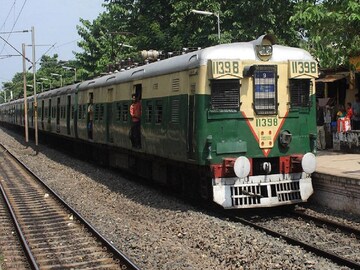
[0, 0, 28, 55]
[0, 1, 16, 32]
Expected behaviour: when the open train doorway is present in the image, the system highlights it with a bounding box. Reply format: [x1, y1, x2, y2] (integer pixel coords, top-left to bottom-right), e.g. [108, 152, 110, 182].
[87, 92, 94, 140]
[130, 83, 142, 149]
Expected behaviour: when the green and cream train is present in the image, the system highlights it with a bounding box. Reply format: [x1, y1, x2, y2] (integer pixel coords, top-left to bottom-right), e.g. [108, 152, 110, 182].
[0, 34, 318, 209]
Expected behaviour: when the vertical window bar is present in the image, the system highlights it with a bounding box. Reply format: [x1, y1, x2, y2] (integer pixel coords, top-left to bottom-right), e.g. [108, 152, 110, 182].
[253, 65, 277, 115]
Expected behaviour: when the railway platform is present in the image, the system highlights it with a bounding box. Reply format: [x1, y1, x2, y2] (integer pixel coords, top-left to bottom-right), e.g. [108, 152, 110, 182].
[311, 150, 360, 216]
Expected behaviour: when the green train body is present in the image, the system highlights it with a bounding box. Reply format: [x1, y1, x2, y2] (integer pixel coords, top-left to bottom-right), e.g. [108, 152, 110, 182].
[0, 35, 318, 209]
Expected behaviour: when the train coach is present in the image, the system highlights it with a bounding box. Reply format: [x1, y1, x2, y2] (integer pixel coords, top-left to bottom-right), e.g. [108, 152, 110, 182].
[0, 34, 318, 209]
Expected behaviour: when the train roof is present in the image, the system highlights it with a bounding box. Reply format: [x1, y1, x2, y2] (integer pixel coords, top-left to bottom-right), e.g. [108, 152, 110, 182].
[77, 37, 314, 91]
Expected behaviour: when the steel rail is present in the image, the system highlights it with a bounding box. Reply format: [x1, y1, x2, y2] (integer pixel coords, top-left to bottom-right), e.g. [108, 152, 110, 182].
[227, 214, 360, 270]
[0, 152, 39, 270]
[292, 210, 360, 238]
[0, 143, 141, 270]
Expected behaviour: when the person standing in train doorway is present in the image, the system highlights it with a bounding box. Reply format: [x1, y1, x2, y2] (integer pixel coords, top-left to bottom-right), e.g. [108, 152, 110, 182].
[87, 93, 94, 140]
[130, 93, 142, 148]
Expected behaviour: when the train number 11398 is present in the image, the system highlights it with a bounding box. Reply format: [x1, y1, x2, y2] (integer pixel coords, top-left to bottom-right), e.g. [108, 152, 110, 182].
[291, 61, 317, 75]
[256, 118, 278, 127]
[212, 61, 240, 75]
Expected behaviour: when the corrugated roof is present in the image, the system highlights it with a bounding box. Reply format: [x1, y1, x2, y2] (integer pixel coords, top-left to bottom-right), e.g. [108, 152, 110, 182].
[316, 73, 348, 83]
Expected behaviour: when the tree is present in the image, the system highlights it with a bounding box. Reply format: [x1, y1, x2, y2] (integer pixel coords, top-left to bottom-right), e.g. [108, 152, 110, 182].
[291, 0, 360, 68]
[1, 54, 81, 100]
[76, 0, 299, 75]
[76, 2, 139, 77]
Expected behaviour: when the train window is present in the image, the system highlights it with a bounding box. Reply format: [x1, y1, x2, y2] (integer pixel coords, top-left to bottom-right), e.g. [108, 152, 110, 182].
[170, 99, 180, 123]
[155, 101, 163, 124]
[210, 79, 240, 111]
[79, 105, 83, 119]
[289, 79, 311, 107]
[116, 103, 121, 121]
[82, 104, 87, 119]
[99, 104, 104, 121]
[71, 105, 74, 119]
[253, 65, 277, 115]
[122, 104, 128, 122]
[94, 104, 100, 121]
[145, 101, 153, 123]
[61, 106, 65, 119]
[48, 100, 52, 118]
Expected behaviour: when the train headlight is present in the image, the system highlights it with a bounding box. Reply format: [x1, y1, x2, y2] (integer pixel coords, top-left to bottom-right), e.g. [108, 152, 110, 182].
[257, 45, 272, 56]
[234, 156, 251, 178]
[301, 152, 316, 174]
[254, 34, 276, 61]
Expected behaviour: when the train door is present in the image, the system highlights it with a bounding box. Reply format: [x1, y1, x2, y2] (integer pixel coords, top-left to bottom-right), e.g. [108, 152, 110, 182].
[187, 83, 196, 160]
[47, 99, 51, 131]
[14, 105, 16, 124]
[66, 95, 71, 135]
[87, 92, 94, 140]
[106, 88, 113, 143]
[41, 100, 45, 130]
[134, 84, 142, 100]
[31, 102, 34, 127]
[74, 85, 80, 139]
[56, 97, 60, 133]
[133, 83, 142, 148]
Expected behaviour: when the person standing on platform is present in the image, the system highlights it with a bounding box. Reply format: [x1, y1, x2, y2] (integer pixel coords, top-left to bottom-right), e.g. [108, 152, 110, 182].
[346, 102, 353, 129]
[129, 93, 142, 148]
[336, 104, 346, 119]
[316, 99, 326, 150]
[352, 94, 360, 130]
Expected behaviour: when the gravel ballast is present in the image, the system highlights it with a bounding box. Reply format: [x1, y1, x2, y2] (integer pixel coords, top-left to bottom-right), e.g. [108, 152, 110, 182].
[0, 128, 354, 270]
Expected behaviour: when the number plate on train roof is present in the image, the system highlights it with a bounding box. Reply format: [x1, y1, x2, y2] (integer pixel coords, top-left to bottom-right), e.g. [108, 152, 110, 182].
[289, 60, 318, 78]
[210, 60, 243, 79]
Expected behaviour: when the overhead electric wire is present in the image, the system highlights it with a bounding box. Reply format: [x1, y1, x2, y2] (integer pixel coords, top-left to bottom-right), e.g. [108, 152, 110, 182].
[0, 0, 28, 55]
[35, 43, 56, 64]
[0, 1, 16, 32]
[0, 35, 31, 63]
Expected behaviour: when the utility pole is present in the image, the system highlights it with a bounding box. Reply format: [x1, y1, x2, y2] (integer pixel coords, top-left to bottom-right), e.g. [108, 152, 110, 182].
[32, 26, 38, 148]
[22, 43, 29, 143]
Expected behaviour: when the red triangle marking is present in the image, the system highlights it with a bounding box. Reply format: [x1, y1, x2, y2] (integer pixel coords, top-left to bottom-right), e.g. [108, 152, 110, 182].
[241, 111, 289, 157]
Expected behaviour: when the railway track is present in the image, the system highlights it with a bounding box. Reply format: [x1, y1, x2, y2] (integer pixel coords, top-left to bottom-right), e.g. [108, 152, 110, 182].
[0, 144, 140, 270]
[227, 208, 360, 270]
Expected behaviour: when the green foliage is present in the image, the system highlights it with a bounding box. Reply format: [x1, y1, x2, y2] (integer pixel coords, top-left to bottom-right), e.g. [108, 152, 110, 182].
[1, 54, 81, 101]
[291, 0, 360, 68]
[76, 0, 301, 75]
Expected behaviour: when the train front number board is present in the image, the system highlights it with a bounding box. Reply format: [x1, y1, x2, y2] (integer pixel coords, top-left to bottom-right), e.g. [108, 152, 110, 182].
[289, 61, 318, 78]
[211, 60, 242, 79]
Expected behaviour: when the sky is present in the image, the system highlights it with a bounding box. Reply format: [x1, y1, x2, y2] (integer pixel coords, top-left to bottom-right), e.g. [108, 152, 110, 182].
[0, 0, 105, 89]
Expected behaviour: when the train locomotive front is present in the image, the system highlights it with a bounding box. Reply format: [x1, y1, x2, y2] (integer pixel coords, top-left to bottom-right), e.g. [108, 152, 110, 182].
[195, 35, 318, 209]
